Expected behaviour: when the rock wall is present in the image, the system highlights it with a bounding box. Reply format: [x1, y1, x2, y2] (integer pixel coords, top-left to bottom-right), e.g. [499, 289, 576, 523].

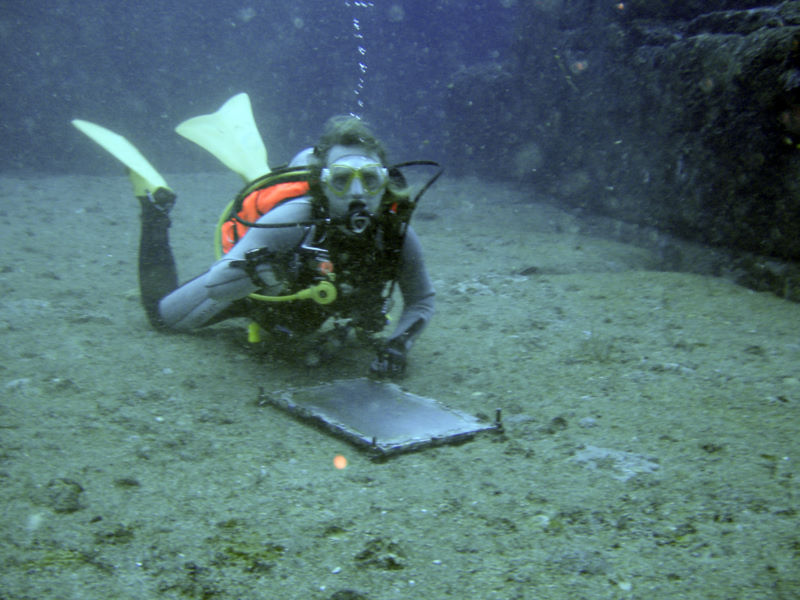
[444, 1, 800, 276]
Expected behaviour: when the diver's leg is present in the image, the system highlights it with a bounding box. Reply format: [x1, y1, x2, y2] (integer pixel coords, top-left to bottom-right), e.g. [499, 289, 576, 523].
[138, 189, 178, 329]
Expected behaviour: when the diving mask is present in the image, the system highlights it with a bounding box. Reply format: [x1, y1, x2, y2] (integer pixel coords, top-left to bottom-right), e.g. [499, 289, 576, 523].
[321, 163, 389, 197]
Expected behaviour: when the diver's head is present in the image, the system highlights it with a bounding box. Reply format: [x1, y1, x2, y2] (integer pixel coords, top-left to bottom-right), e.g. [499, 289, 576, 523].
[312, 115, 408, 235]
[321, 144, 388, 232]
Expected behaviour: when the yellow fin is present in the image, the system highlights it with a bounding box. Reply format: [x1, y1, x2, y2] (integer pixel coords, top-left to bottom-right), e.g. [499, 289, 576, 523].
[175, 93, 270, 182]
[71, 119, 169, 196]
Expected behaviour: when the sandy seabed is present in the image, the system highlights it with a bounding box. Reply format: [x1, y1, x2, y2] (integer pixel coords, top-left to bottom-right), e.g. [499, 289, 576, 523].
[1, 172, 798, 599]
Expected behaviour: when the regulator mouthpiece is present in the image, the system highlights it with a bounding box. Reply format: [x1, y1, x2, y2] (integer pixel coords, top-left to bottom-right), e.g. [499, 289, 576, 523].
[347, 208, 374, 234]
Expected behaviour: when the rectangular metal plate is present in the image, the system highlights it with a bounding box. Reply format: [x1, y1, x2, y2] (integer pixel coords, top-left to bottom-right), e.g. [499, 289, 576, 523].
[261, 378, 499, 457]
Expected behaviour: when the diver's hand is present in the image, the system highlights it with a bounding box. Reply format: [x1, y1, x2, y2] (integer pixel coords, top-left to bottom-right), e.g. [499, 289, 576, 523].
[370, 341, 407, 379]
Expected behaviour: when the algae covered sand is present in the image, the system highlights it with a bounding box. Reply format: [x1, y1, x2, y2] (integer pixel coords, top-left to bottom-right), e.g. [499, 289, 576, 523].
[1, 174, 798, 599]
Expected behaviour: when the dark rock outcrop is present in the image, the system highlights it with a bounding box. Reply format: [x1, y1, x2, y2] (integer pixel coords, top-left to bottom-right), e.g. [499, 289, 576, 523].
[444, 1, 800, 295]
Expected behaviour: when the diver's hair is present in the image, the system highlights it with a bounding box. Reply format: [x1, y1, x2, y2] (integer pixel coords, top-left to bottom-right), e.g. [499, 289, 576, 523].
[313, 115, 388, 164]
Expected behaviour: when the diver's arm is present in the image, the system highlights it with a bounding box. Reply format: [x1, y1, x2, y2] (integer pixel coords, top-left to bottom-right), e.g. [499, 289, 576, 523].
[157, 199, 312, 330]
[387, 226, 435, 349]
[205, 198, 313, 300]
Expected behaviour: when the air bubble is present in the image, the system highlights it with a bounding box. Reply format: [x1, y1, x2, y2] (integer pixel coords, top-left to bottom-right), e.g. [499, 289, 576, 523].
[346, 0, 374, 115]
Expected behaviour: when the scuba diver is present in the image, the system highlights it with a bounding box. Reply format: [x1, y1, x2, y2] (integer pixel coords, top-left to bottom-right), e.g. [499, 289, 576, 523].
[73, 94, 439, 377]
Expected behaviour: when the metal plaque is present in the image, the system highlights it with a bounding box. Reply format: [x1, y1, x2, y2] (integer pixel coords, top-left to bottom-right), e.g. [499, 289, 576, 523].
[260, 378, 501, 457]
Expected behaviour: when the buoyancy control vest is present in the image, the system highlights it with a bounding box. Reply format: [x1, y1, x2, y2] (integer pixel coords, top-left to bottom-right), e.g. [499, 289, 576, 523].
[214, 162, 442, 337]
[217, 167, 314, 255]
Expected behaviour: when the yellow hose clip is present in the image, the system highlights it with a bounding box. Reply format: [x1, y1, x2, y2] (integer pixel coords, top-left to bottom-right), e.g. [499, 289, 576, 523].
[248, 280, 337, 305]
